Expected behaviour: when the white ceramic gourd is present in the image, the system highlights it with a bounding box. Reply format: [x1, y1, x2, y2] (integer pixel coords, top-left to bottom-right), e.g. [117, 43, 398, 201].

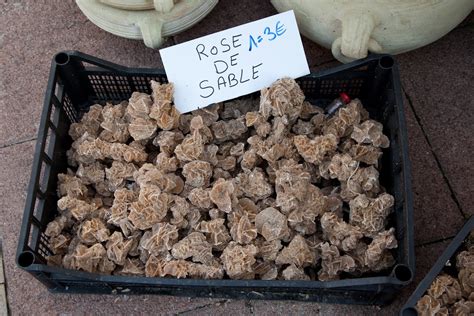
[76, 0, 218, 48]
[271, 0, 474, 63]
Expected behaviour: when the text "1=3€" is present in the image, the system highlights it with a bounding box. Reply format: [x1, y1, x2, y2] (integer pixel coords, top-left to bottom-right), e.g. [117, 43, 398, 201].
[248, 20, 286, 52]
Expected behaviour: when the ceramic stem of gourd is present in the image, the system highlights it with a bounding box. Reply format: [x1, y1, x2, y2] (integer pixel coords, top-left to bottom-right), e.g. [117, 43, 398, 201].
[139, 16, 165, 48]
[341, 12, 376, 59]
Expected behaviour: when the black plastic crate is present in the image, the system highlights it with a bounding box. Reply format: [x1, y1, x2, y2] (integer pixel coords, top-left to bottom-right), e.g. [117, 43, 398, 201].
[400, 217, 474, 315]
[16, 51, 414, 305]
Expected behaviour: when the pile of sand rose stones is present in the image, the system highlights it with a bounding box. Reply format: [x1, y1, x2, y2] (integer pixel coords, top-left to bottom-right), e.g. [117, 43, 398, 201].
[45, 77, 397, 281]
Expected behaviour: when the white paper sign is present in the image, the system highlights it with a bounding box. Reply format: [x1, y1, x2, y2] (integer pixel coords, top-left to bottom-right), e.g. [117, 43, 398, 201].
[160, 10, 309, 113]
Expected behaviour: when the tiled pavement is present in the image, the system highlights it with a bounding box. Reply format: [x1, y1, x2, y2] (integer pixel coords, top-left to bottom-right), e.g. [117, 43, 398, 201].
[0, 1, 472, 315]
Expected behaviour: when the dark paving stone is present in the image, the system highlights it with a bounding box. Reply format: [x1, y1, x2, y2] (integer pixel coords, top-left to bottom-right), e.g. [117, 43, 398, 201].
[179, 299, 251, 316]
[251, 300, 322, 315]
[303, 35, 336, 68]
[403, 96, 465, 245]
[457, 11, 474, 28]
[397, 24, 474, 217]
[310, 59, 340, 72]
[0, 1, 171, 146]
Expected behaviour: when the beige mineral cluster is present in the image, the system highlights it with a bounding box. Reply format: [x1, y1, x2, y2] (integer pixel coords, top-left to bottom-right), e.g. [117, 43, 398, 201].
[46, 78, 397, 281]
[416, 241, 474, 315]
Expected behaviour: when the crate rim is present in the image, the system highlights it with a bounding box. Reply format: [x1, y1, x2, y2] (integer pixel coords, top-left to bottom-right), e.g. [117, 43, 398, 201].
[21, 262, 411, 289]
[55, 50, 396, 78]
[16, 50, 415, 300]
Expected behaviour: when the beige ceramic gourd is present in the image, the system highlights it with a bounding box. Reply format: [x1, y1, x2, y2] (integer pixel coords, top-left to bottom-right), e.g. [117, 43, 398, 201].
[271, 0, 473, 63]
[76, 0, 218, 48]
